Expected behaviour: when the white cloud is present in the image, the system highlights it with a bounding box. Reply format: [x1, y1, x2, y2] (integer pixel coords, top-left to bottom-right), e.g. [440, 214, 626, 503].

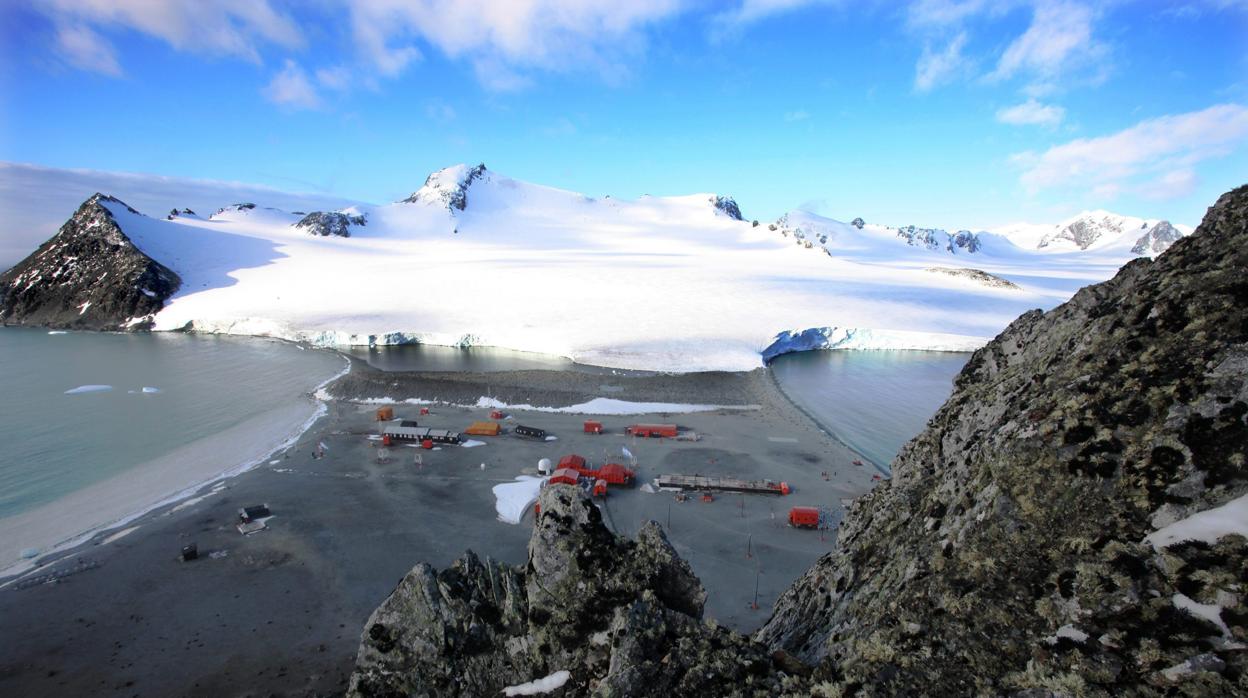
[784, 109, 811, 122]
[1138, 169, 1199, 201]
[316, 66, 353, 91]
[39, 0, 303, 72]
[263, 60, 322, 110]
[915, 32, 968, 92]
[996, 99, 1065, 127]
[714, 0, 835, 28]
[906, 0, 995, 28]
[53, 23, 121, 77]
[0, 162, 364, 270]
[1014, 103, 1248, 199]
[989, 1, 1102, 83]
[343, 0, 688, 89]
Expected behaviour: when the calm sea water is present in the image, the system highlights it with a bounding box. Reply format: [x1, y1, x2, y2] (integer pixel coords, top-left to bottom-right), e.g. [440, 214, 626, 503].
[770, 350, 971, 469]
[0, 328, 343, 519]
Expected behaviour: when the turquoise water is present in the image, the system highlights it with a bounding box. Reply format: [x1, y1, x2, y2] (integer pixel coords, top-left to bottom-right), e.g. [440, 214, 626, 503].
[770, 350, 971, 469]
[0, 328, 343, 519]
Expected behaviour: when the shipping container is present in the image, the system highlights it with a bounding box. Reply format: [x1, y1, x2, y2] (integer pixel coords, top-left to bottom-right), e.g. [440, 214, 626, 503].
[549, 468, 580, 486]
[514, 425, 547, 439]
[583, 420, 604, 434]
[627, 424, 678, 438]
[592, 479, 608, 497]
[375, 406, 394, 421]
[490, 410, 505, 420]
[465, 421, 502, 436]
[788, 506, 821, 529]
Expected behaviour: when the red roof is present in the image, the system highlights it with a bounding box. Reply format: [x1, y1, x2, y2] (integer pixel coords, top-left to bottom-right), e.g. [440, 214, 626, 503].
[596, 463, 635, 484]
[549, 468, 580, 486]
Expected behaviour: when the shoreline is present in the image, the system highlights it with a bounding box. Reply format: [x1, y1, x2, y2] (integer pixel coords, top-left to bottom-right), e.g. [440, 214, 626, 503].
[0, 351, 351, 583]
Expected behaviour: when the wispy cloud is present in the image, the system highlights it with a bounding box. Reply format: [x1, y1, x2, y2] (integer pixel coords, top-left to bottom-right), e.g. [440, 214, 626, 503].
[344, 0, 688, 91]
[315, 66, 354, 91]
[38, 0, 303, 74]
[713, 0, 835, 30]
[915, 32, 969, 92]
[1012, 103, 1248, 199]
[53, 23, 121, 76]
[784, 109, 811, 122]
[988, 1, 1104, 86]
[995, 99, 1064, 127]
[263, 60, 322, 110]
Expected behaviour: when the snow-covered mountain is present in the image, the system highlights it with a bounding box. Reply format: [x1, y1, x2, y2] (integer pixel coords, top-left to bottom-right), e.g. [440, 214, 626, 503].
[0, 164, 1188, 372]
[994, 210, 1192, 255]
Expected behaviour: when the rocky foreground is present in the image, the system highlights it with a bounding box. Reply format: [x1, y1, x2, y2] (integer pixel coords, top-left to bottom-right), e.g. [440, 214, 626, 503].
[348, 184, 1247, 697]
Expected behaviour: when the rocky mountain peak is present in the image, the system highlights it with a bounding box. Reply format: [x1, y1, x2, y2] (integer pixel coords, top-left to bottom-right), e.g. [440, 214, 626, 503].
[402, 163, 488, 212]
[711, 195, 744, 221]
[1132, 220, 1184, 255]
[293, 211, 367, 237]
[757, 184, 1248, 695]
[0, 194, 180, 330]
[895, 224, 983, 254]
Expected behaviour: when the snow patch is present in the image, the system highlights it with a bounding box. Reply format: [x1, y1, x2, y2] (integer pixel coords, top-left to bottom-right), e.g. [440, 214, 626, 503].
[503, 670, 571, 696]
[461, 440, 486, 448]
[1146, 493, 1248, 550]
[492, 476, 547, 525]
[141, 386, 161, 394]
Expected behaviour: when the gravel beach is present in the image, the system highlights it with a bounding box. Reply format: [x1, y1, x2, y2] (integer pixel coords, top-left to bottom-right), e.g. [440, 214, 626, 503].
[0, 361, 880, 697]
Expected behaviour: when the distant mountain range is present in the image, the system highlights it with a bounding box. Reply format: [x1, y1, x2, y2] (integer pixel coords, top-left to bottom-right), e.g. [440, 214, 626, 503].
[0, 163, 1191, 371]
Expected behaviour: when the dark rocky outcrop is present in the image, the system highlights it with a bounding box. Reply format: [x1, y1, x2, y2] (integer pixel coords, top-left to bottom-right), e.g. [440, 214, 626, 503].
[711, 195, 744, 221]
[757, 185, 1248, 695]
[293, 210, 367, 237]
[348, 485, 810, 697]
[403, 163, 488, 212]
[926, 266, 1020, 289]
[851, 217, 865, 229]
[895, 225, 983, 254]
[0, 194, 180, 330]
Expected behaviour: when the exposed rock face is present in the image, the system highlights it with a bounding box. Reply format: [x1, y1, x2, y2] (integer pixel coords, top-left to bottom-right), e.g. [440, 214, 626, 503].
[348, 485, 809, 697]
[1132, 220, 1184, 256]
[926, 266, 1020, 289]
[293, 210, 367, 237]
[850, 217, 865, 229]
[711, 195, 744, 221]
[0, 194, 180, 330]
[757, 185, 1248, 695]
[891, 225, 982, 253]
[403, 163, 488, 212]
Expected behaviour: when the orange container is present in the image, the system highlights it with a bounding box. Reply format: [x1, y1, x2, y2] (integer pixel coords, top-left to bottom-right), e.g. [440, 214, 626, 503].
[376, 406, 394, 421]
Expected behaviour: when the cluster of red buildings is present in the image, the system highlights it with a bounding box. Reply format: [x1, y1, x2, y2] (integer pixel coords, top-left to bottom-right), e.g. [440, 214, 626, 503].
[547, 453, 636, 498]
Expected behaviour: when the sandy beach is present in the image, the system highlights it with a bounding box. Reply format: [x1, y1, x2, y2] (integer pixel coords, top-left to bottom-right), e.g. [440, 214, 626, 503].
[0, 359, 880, 697]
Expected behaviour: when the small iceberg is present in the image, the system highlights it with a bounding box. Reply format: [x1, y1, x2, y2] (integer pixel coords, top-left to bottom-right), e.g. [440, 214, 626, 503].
[47, 331, 68, 335]
[65, 385, 113, 395]
[141, 386, 161, 394]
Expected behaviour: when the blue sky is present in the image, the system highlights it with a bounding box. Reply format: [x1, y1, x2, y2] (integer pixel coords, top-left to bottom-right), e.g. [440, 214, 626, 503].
[1, 0, 1245, 230]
